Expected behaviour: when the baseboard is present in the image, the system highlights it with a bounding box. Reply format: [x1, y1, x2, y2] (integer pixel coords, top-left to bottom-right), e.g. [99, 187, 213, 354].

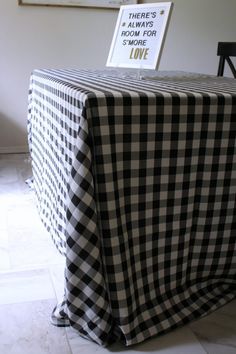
[0, 146, 29, 154]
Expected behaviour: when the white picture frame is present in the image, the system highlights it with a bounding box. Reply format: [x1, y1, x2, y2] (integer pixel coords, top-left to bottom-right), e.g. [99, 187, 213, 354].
[106, 2, 173, 69]
[18, 0, 137, 9]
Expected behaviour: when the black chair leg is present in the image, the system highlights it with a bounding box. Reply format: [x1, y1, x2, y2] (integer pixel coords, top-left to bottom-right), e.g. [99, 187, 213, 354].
[226, 57, 236, 78]
[217, 57, 225, 76]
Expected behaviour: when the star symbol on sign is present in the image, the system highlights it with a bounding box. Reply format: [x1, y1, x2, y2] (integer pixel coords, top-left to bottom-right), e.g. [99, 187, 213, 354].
[160, 10, 165, 15]
[122, 22, 126, 26]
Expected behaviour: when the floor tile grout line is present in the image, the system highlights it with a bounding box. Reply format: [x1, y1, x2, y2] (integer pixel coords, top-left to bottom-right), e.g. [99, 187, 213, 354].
[0, 261, 65, 275]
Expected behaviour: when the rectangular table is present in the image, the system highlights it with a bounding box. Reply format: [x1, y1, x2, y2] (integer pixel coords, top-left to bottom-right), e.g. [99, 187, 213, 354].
[28, 69, 236, 346]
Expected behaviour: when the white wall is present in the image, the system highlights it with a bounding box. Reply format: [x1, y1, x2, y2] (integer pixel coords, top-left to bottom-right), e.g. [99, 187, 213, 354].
[0, 0, 235, 152]
[156, 0, 236, 74]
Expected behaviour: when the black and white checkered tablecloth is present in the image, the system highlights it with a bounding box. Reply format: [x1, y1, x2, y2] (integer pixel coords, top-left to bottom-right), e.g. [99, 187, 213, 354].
[28, 68, 236, 346]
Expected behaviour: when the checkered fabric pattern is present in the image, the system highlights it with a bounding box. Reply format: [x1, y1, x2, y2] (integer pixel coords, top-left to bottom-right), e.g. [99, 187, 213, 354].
[28, 69, 236, 346]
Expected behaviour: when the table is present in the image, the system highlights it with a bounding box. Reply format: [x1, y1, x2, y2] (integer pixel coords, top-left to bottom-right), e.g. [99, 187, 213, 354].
[28, 69, 236, 346]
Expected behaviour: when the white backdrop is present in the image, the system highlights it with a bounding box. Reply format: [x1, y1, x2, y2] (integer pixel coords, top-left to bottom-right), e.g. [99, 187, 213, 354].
[0, 0, 235, 152]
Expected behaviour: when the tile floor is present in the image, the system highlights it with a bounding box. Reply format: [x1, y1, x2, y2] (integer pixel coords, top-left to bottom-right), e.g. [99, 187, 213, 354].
[0, 153, 235, 354]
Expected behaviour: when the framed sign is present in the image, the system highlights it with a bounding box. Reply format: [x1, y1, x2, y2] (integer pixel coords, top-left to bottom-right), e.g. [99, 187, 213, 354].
[106, 2, 173, 69]
[18, 0, 137, 9]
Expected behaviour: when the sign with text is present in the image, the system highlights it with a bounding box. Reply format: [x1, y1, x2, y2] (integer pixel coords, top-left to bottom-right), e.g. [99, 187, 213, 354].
[106, 2, 173, 70]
